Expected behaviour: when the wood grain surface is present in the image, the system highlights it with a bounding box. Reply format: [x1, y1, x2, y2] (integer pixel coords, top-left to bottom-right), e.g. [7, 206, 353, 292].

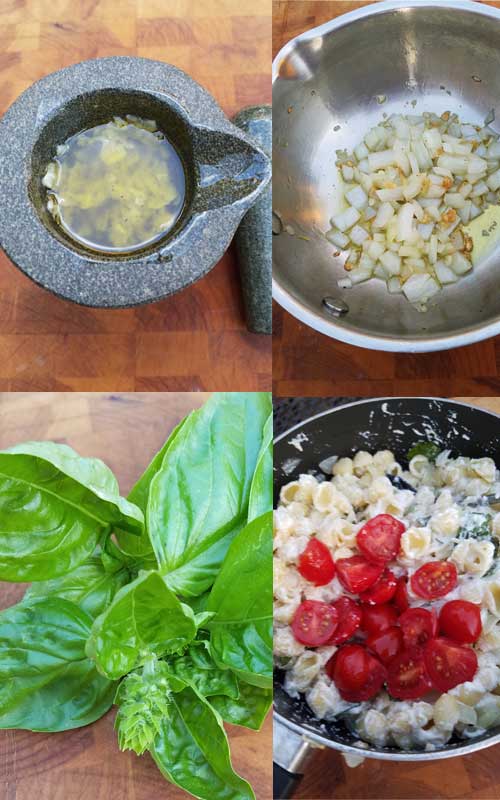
[0, 392, 272, 800]
[0, 0, 271, 392]
[272, 0, 500, 398]
[280, 394, 500, 800]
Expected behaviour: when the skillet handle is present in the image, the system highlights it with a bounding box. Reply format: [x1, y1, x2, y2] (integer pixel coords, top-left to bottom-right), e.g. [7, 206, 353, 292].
[273, 763, 302, 798]
[273, 717, 320, 799]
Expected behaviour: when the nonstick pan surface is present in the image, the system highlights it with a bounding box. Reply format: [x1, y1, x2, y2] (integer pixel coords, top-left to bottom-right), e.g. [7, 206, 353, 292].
[274, 397, 500, 761]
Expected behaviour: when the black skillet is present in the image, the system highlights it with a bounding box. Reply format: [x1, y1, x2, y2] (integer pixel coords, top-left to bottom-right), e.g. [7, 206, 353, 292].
[273, 398, 500, 798]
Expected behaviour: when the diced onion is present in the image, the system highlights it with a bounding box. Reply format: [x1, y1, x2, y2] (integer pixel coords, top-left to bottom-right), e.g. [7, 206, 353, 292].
[349, 267, 373, 284]
[345, 185, 368, 209]
[331, 206, 361, 232]
[376, 187, 404, 202]
[349, 224, 370, 245]
[418, 223, 433, 240]
[373, 202, 394, 229]
[470, 181, 488, 197]
[403, 273, 440, 304]
[337, 277, 353, 289]
[326, 110, 500, 309]
[368, 149, 397, 171]
[396, 203, 415, 241]
[435, 261, 458, 284]
[387, 276, 403, 293]
[367, 240, 385, 260]
[487, 169, 500, 191]
[379, 250, 401, 275]
[444, 192, 466, 208]
[342, 165, 354, 181]
[326, 229, 350, 248]
[450, 252, 473, 275]
[354, 142, 369, 160]
[488, 141, 500, 158]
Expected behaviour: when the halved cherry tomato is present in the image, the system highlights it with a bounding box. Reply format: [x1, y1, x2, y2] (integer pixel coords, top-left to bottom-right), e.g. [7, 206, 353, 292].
[361, 603, 398, 637]
[326, 644, 368, 690]
[327, 597, 362, 645]
[291, 600, 339, 646]
[424, 637, 478, 692]
[366, 626, 403, 666]
[439, 600, 482, 644]
[357, 514, 406, 564]
[359, 569, 397, 605]
[298, 538, 336, 586]
[387, 648, 433, 699]
[399, 607, 437, 650]
[326, 644, 387, 702]
[410, 561, 458, 600]
[336, 555, 384, 594]
[393, 575, 410, 613]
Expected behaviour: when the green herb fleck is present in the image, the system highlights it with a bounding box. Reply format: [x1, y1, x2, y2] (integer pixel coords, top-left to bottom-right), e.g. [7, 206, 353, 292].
[407, 441, 441, 462]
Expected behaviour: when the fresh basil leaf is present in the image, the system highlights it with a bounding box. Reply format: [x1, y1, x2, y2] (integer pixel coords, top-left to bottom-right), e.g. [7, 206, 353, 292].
[0, 597, 116, 731]
[148, 392, 271, 596]
[195, 611, 215, 628]
[0, 442, 144, 582]
[115, 659, 186, 755]
[87, 570, 197, 680]
[247, 412, 272, 522]
[159, 520, 245, 597]
[24, 555, 129, 619]
[210, 682, 272, 731]
[171, 641, 239, 699]
[128, 415, 192, 512]
[184, 590, 210, 613]
[407, 441, 441, 462]
[183, 592, 214, 627]
[150, 685, 254, 800]
[116, 415, 194, 566]
[207, 513, 272, 689]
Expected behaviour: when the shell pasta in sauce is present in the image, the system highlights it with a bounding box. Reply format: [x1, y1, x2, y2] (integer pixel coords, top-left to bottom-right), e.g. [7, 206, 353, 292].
[273, 448, 500, 750]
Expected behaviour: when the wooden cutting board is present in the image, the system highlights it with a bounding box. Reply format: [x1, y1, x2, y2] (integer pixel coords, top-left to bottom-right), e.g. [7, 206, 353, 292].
[272, 0, 500, 399]
[0, 0, 271, 392]
[281, 394, 500, 799]
[0, 392, 272, 800]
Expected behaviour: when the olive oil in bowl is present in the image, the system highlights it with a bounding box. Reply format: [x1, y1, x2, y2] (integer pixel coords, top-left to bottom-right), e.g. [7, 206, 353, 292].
[42, 116, 185, 254]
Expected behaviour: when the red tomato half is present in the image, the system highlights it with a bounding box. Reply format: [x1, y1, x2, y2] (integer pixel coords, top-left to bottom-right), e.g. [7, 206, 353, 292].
[424, 637, 478, 692]
[357, 514, 406, 564]
[410, 561, 458, 600]
[393, 576, 410, 613]
[298, 538, 336, 586]
[327, 644, 387, 702]
[367, 626, 403, 666]
[362, 603, 399, 637]
[359, 569, 397, 605]
[328, 597, 362, 645]
[399, 607, 437, 650]
[336, 555, 384, 594]
[387, 648, 433, 699]
[326, 644, 368, 690]
[291, 600, 338, 646]
[439, 600, 482, 644]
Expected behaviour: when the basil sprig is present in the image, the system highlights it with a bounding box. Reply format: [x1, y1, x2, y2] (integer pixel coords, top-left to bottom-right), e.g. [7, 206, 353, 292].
[0, 392, 272, 800]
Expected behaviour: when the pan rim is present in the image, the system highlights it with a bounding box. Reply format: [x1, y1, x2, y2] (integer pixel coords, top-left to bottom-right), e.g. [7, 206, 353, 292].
[272, 0, 500, 85]
[274, 396, 500, 444]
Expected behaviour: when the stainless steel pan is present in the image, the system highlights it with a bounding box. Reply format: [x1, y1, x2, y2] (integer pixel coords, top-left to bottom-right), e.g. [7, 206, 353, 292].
[273, 397, 500, 796]
[272, 1, 500, 352]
